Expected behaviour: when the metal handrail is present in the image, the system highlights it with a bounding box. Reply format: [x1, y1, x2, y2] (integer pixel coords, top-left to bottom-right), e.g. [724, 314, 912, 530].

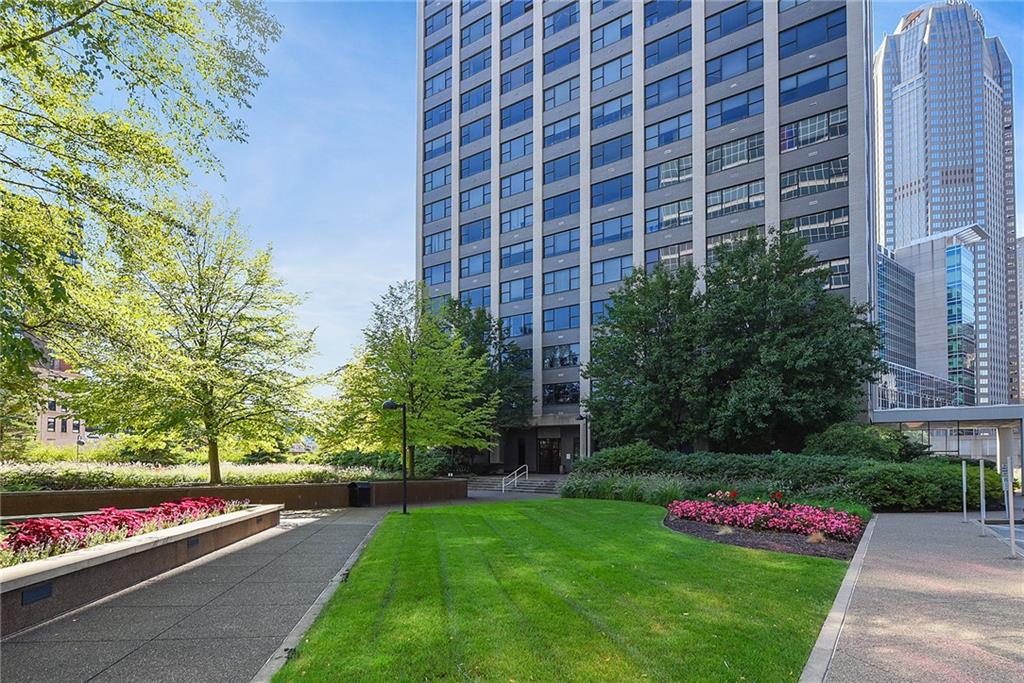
[502, 464, 528, 493]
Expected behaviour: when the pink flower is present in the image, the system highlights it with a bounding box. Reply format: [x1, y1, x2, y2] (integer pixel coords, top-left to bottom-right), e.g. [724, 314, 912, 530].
[666, 499, 864, 542]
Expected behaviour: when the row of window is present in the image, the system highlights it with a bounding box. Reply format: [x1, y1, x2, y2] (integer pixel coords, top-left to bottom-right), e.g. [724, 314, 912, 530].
[424, 251, 634, 289]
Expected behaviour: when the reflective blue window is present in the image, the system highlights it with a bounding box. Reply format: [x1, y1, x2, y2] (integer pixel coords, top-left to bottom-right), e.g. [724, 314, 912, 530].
[543, 267, 579, 294]
[544, 114, 580, 147]
[706, 41, 762, 86]
[592, 15, 631, 52]
[645, 155, 692, 191]
[424, 68, 451, 98]
[592, 53, 632, 89]
[645, 111, 692, 149]
[501, 0, 533, 25]
[591, 299, 612, 324]
[645, 26, 691, 68]
[591, 133, 632, 168]
[501, 25, 533, 58]
[461, 49, 491, 79]
[645, 69, 692, 109]
[423, 230, 451, 255]
[425, 37, 452, 67]
[424, 132, 451, 161]
[460, 217, 492, 244]
[591, 173, 632, 207]
[591, 215, 632, 246]
[544, 77, 580, 110]
[706, 1, 762, 42]
[544, 152, 581, 184]
[423, 262, 451, 285]
[501, 276, 533, 302]
[706, 87, 763, 129]
[425, 5, 451, 37]
[544, 39, 580, 74]
[502, 312, 533, 337]
[501, 97, 533, 128]
[461, 82, 491, 113]
[544, 228, 580, 256]
[460, 149, 490, 179]
[543, 304, 580, 331]
[591, 255, 632, 285]
[592, 93, 632, 129]
[544, 2, 579, 37]
[779, 8, 845, 59]
[501, 240, 533, 267]
[460, 252, 491, 277]
[543, 190, 580, 220]
[501, 62, 533, 93]
[644, 1, 690, 28]
[461, 14, 491, 48]
[779, 58, 847, 105]
[423, 164, 451, 192]
[460, 184, 491, 210]
[501, 169, 533, 197]
[461, 116, 490, 145]
[461, 285, 491, 309]
[501, 205, 533, 233]
[424, 197, 451, 223]
[501, 132, 533, 161]
[424, 100, 452, 129]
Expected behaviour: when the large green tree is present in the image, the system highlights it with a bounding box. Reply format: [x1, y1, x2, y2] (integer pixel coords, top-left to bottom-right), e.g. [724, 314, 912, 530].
[584, 228, 881, 453]
[66, 199, 320, 483]
[0, 0, 281, 395]
[583, 264, 704, 451]
[323, 282, 497, 476]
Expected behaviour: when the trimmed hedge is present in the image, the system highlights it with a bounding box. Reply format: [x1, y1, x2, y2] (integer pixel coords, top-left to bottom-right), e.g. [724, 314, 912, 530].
[566, 443, 1002, 512]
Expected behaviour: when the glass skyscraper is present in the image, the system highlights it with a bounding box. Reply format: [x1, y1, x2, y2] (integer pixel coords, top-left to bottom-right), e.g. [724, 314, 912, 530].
[874, 1, 1016, 405]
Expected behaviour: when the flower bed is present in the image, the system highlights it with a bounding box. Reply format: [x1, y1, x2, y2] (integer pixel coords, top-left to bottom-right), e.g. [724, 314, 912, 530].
[666, 497, 865, 543]
[0, 497, 245, 566]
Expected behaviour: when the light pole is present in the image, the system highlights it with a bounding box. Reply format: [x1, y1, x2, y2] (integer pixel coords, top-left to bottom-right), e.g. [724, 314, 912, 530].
[576, 413, 590, 460]
[382, 400, 408, 514]
[76, 436, 85, 458]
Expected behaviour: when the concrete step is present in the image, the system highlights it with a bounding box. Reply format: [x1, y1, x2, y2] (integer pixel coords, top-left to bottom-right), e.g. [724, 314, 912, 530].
[467, 477, 564, 494]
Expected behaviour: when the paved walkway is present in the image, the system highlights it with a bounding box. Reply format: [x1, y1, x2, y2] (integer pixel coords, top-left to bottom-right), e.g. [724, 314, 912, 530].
[826, 513, 1024, 682]
[1, 507, 386, 683]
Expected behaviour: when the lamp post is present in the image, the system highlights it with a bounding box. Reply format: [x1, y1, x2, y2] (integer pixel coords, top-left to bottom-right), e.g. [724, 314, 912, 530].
[382, 400, 408, 514]
[576, 413, 590, 460]
[76, 436, 85, 458]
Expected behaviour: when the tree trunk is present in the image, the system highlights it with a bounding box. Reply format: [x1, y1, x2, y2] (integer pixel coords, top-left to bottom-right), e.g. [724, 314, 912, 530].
[408, 444, 416, 479]
[208, 436, 222, 485]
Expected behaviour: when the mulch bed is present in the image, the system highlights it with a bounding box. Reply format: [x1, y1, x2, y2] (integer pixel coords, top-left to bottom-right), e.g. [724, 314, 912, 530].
[663, 515, 859, 560]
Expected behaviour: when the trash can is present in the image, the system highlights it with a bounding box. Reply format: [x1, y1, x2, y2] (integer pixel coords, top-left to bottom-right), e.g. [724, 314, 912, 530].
[349, 481, 372, 507]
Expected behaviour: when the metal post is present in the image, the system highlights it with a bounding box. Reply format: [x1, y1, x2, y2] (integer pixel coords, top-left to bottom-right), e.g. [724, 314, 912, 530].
[1007, 438, 1017, 559]
[401, 402, 408, 515]
[961, 460, 968, 523]
[979, 458, 987, 534]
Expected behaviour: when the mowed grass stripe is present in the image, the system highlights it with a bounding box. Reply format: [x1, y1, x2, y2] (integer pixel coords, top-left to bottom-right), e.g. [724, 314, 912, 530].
[276, 500, 847, 682]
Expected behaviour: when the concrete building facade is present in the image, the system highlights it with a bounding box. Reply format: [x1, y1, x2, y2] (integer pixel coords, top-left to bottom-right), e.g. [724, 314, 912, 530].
[417, 0, 874, 471]
[874, 1, 1015, 405]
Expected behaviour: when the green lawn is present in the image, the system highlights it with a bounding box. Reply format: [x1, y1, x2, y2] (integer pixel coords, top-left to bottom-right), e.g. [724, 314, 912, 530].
[276, 499, 847, 682]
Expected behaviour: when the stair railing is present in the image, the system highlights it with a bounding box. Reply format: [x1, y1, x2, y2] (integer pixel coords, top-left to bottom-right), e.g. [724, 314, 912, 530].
[502, 464, 529, 493]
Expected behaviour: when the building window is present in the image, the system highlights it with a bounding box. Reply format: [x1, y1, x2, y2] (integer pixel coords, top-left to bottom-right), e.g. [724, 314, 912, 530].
[706, 87, 763, 129]
[544, 76, 580, 111]
[501, 97, 533, 128]
[423, 197, 451, 223]
[60, 418, 68, 433]
[544, 2, 579, 37]
[645, 242, 693, 272]
[543, 266, 580, 294]
[460, 252, 491, 277]
[461, 116, 491, 145]
[706, 179, 766, 219]
[544, 152, 580, 184]
[501, 0, 533, 25]
[543, 381, 580, 405]
[544, 227, 580, 256]
[780, 106, 847, 152]
[462, 0, 486, 15]
[424, 68, 452, 98]
[707, 132, 764, 174]
[779, 58, 847, 106]
[592, 255, 632, 285]
[501, 205, 534, 233]
[591, 173, 632, 207]
[591, 133, 632, 168]
[592, 0, 618, 14]
[823, 257, 850, 290]
[460, 217, 491, 244]
[460, 184, 491, 210]
[592, 53, 632, 90]
[425, 37, 452, 68]
[501, 132, 533, 162]
[461, 48, 491, 79]
[592, 214, 632, 246]
[592, 14, 631, 52]
[544, 39, 580, 74]
[424, 100, 452, 129]
[544, 114, 580, 147]
[645, 155, 692, 191]
[502, 312, 533, 337]
[501, 240, 533, 267]
[461, 285, 491, 309]
[425, 5, 452, 37]
[543, 304, 580, 331]
[460, 149, 490, 179]
[644, 0, 690, 28]
[461, 81, 491, 113]
[47, 399, 57, 411]
[543, 343, 580, 369]
[706, 0, 762, 42]
[46, 417, 56, 432]
[706, 41, 763, 86]
[424, 132, 451, 161]
[645, 26, 691, 68]
[779, 8, 845, 59]
[461, 13, 491, 48]
[645, 112, 692, 150]
[501, 169, 533, 197]
[787, 206, 850, 243]
[780, 156, 849, 200]
[592, 93, 632, 129]
[707, 226, 764, 265]
[72, 420, 81, 433]
[501, 25, 533, 59]
[591, 298, 612, 324]
[501, 62, 533, 94]
[423, 230, 452, 255]
[501, 276, 534, 302]
[645, 69, 692, 109]
[779, 0, 811, 11]
[645, 199, 692, 233]
[423, 262, 451, 285]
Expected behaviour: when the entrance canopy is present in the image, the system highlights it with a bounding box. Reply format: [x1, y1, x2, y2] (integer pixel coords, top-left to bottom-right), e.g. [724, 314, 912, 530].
[871, 404, 1023, 466]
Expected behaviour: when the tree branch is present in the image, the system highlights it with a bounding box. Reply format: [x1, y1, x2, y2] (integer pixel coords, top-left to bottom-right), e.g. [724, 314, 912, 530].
[1, 1, 110, 52]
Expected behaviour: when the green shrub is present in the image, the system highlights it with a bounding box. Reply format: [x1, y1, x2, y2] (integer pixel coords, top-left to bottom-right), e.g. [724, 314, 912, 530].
[845, 460, 1001, 511]
[802, 422, 931, 462]
[572, 442, 674, 474]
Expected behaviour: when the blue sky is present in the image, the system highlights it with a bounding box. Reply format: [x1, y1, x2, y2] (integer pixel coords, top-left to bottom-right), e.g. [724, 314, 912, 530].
[199, 0, 1023, 376]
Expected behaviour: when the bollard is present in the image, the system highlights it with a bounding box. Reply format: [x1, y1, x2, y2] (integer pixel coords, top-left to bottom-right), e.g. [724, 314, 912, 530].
[961, 460, 968, 523]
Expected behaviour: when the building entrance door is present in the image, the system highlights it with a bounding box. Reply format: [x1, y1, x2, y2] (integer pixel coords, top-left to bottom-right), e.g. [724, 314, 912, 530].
[536, 438, 561, 474]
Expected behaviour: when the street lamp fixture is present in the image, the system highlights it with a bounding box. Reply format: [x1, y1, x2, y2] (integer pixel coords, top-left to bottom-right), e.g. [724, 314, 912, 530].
[382, 400, 408, 514]
[76, 436, 86, 458]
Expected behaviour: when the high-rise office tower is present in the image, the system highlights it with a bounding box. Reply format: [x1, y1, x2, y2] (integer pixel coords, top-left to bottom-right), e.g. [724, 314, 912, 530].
[875, 1, 1015, 405]
[417, 0, 874, 470]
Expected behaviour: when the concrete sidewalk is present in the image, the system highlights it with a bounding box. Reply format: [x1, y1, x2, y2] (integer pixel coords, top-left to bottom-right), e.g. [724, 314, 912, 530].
[826, 513, 1024, 682]
[0, 507, 386, 683]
